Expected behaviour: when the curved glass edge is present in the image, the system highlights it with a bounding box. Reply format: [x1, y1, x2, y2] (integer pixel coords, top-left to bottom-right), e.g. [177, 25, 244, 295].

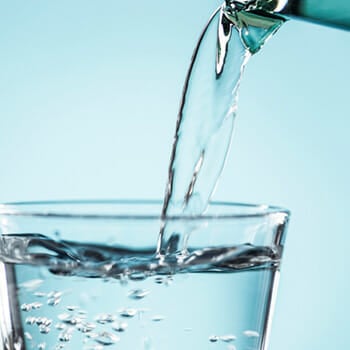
[0, 199, 290, 221]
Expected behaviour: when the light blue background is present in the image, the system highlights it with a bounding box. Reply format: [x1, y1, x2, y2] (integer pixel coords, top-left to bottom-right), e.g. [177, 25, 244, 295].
[0, 1, 349, 349]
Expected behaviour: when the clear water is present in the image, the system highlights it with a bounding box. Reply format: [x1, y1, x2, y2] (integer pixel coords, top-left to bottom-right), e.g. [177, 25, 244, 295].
[0, 3, 287, 350]
[159, 2, 284, 253]
[0, 234, 281, 350]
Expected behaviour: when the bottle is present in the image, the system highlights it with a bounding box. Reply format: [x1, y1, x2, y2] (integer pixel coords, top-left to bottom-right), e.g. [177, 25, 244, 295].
[279, 0, 350, 29]
[227, 0, 350, 29]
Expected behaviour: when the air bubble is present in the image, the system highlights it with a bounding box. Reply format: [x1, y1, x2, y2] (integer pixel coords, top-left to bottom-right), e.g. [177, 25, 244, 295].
[112, 320, 128, 332]
[128, 289, 149, 300]
[76, 322, 96, 333]
[95, 313, 116, 324]
[39, 325, 50, 334]
[129, 272, 147, 281]
[21, 302, 43, 311]
[24, 332, 32, 340]
[243, 330, 259, 338]
[151, 315, 165, 322]
[209, 335, 219, 342]
[32, 302, 43, 310]
[47, 297, 61, 306]
[34, 292, 47, 298]
[119, 308, 137, 318]
[25, 317, 37, 325]
[55, 323, 66, 330]
[94, 331, 120, 346]
[21, 304, 32, 312]
[66, 305, 79, 311]
[37, 343, 46, 350]
[58, 328, 74, 342]
[220, 334, 237, 342]
[86, 332, 98, 339]
[154, 277, 164, 284]
[47, 291, 63, 299]
[58, 313, 82, 325]
[36, 318, 52, 327]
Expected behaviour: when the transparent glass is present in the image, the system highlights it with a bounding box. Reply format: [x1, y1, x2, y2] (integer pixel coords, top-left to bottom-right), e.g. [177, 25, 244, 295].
[0, 200, 289, 350]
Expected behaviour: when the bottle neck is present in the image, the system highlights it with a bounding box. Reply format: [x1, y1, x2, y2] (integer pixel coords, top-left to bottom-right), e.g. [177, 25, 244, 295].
[280, 0, 350, 29]
[226, 0, 350, 29]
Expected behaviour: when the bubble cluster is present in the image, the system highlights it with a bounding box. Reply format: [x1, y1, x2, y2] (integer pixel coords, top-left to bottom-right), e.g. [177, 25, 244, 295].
[95, 313, 116, 324]
[15, 239, 273, 349]
[21, 302, 42, 312]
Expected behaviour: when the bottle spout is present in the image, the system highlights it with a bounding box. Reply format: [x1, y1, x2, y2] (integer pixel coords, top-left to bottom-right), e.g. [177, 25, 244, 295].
[226, 0, 350, 30]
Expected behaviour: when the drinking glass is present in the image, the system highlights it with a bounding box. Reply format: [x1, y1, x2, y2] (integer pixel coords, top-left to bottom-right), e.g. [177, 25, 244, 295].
[0, 200, 289, 350]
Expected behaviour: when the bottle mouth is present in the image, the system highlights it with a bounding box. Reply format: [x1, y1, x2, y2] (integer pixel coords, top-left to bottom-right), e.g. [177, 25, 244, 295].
[0, 199, 290, 221]
[225, 0, 289, 14]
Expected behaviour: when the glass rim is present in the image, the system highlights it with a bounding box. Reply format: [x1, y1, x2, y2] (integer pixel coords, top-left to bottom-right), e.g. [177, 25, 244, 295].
[0, 199, 290, 221]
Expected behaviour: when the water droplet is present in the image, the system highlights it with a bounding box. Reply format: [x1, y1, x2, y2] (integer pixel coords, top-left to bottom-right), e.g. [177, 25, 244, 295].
[58, 328, 74, 342]
[209, 335, 219, 342]
[151, 315, 165, 322]
[37, 343, 46, 350]
[128, 289, 149, 300]
[24, 332, 32, 340]
[39, 325, 50, 334]
[94, 332, 120, 346]
[76, 322, 96, 333]
[243, 330, 259, 338]
[119, 308, 137, 318]
[95, 313, 116, 324]
[220, 334, 237, 342]
[111, 320, 128, 332]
